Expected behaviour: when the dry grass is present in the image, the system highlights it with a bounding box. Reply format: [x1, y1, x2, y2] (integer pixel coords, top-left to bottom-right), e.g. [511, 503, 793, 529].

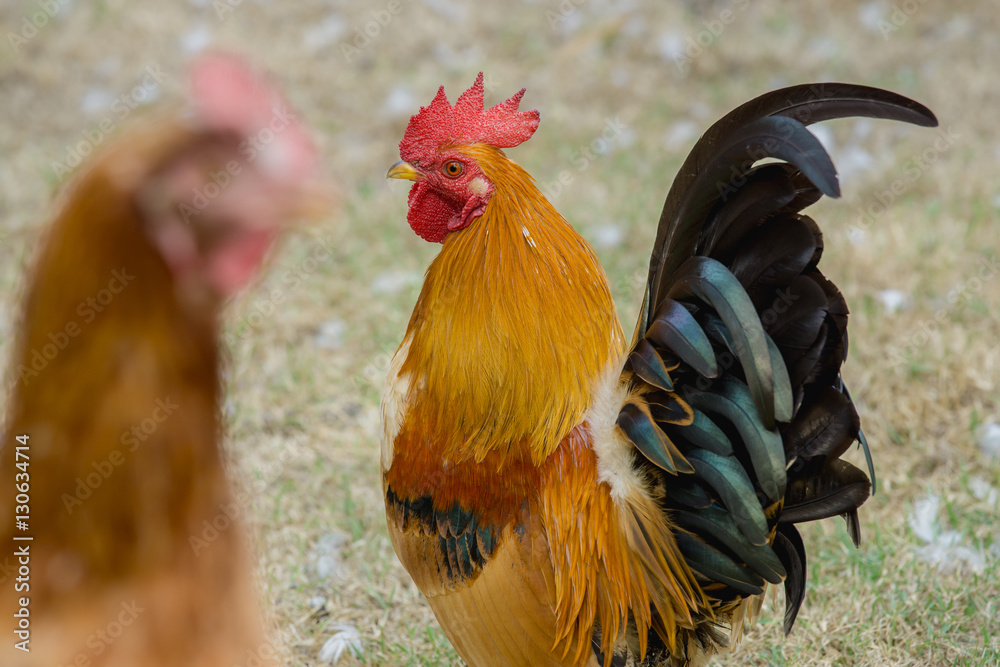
[1, 1, 998, 665]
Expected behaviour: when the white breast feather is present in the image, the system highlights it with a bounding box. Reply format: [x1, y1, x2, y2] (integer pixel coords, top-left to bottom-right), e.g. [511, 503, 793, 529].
[380, 335, 413, 469]
[586, 353, 645, 502]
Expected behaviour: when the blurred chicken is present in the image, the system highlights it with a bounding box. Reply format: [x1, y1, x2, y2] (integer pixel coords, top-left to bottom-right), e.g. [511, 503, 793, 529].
[0, 54, 323, 666]
[382, 75, 936, 665]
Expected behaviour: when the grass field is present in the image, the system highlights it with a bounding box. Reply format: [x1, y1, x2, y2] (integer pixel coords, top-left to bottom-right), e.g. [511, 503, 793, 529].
[1, 1, 998, 665]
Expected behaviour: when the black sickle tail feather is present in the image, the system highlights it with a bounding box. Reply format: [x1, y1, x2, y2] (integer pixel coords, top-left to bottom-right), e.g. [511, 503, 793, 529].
[616, 84, 937, 643]
[643, 82, 939, 316]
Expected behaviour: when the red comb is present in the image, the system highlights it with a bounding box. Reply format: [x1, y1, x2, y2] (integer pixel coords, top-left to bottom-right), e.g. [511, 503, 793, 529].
[399, 73, 540, 161]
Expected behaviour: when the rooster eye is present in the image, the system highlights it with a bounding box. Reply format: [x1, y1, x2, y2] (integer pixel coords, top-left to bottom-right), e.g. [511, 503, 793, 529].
[443, 161, 464, 178]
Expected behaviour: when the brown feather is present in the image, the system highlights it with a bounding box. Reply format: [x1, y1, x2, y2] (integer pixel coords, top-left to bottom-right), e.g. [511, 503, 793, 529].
[0, 128, 266, 666]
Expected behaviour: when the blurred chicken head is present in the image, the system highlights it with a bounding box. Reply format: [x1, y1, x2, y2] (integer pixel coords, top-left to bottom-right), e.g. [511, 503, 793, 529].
[135, 54, 326, 302]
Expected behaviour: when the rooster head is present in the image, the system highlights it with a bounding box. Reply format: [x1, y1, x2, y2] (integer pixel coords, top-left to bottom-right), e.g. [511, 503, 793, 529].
[388, 73, 539, 243]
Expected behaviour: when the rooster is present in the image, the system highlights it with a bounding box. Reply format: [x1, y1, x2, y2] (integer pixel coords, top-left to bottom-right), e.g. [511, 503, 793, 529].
[382, 74, 936, 666]
[0, 55, 323, 666]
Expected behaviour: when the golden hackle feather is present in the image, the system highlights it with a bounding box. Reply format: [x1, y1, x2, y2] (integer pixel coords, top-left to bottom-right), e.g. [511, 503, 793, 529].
[538, 427, 711, 667]
[398, 143, 624, 467]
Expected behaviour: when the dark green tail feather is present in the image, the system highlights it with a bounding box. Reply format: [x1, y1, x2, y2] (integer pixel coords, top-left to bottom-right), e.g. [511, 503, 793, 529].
[610, 83, 936, 656]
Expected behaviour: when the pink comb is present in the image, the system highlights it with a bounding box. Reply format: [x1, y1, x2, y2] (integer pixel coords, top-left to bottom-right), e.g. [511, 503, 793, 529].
[399, 73, 540, 161]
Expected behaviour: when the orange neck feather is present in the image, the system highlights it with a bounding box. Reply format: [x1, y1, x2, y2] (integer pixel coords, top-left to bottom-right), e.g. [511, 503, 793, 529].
[400, 144, 625, 466]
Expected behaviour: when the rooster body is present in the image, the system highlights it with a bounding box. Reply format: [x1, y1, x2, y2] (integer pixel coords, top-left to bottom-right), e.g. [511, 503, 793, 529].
[383, 76, 936, 666]
[383, 143, 629, 665]
[0, 56, 321, 666]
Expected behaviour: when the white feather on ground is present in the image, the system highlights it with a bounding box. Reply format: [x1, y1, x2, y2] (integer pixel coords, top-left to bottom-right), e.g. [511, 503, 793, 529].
[909, 493, 987, 574]
[318, 623, 363, 664]
[877, 289, 909, 314]
[977, 422, 1000, 460]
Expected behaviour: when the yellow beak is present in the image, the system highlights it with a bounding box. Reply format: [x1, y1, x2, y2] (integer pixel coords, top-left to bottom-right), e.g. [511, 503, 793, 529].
[386, 160, 424, 182]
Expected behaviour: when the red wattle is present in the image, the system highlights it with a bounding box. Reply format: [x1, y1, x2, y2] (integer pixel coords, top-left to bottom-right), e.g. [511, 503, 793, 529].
[407, 181, 460, 243]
